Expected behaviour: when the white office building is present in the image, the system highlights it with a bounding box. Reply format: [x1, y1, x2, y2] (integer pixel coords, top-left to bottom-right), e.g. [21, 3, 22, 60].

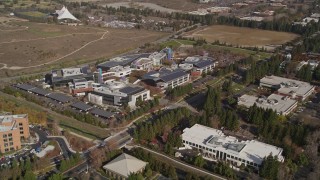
[238, 94, 298, 115]
[182, 124, 284, 168]
[91, 80, 150, 107]
[260, 76, 315, 101]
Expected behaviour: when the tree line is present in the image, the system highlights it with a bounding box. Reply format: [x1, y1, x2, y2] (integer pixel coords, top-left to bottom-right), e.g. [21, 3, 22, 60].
[59, 152, 81, 172]
[243, 55, 282, 84]
[166, 84, 193, 100]
[244, 104, 310, 159]
[124, 98, 160, 121]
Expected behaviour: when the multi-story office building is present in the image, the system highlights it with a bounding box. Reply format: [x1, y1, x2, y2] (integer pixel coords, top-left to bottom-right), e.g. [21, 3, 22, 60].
[142, 69, 190, 89]
[182, 124, 284, 169]
[0, 114, 30, 153]
[260, 76, 315, 101]
[238, 94, 298, 115]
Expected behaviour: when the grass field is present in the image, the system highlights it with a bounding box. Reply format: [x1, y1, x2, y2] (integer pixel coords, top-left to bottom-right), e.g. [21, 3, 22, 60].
[0, 20, 167, 76]
[183, 25, 299, 48]
[19, 11, 46, 17]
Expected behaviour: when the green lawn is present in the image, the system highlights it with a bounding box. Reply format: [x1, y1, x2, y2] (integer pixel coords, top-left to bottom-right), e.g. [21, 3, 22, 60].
[204, 44, 272, 60]
[160, 40, 181, 49]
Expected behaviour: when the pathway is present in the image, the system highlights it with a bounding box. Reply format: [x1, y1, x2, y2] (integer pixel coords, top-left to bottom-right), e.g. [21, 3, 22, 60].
[0, 30, 109, 70]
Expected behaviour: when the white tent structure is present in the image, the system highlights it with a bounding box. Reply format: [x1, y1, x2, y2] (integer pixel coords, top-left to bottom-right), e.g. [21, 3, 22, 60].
[55, 6, 79, 21]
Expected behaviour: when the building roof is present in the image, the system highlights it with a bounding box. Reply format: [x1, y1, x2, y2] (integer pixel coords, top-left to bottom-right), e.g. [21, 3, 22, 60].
[71, 102, 93, 111]
[0, 114, 27, 132]
[91, 108, 114, 119]
[193, 60, 215, 68]
[143, 69, 188, 83]
[47, 93, 72, 103]
[238, 94, 297, 115]
[260, 76, 314, 98]
[160, 70, 188, 82]
[15, 84, 35, 91]
[119, 86, 144, 95]
[103, 153, 147, 178]
[182, 124, 284, 165]
[55, 6, 79, 21]
[98, 54, 151, 69]
[29, 88, 51, 96]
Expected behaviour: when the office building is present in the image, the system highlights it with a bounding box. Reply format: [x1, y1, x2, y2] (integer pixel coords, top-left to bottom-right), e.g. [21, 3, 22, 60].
[91, 80, 150, 107]
[179, 56, 216, 76]
[0, 114, 30, 153]
[182, 124, 284, 168]
[142, 69, 190, 89]
[260, 76, 315, 101]
[68, 78, 94, 96]
[238, 94, 298, 115]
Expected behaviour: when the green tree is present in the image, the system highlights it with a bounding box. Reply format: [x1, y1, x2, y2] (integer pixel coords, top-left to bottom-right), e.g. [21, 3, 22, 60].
[194, 155, 206, 168]
[260, 154, 280, 179]
[48, 173, 64, 180]
[128, 173, 144, 180]
[23, 170, 36, 180]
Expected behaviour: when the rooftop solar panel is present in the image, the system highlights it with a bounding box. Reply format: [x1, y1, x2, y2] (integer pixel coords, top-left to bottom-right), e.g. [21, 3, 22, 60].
[91, 108, 114, 118]
[29, 88, 51, 96]
[71, 102, 93, 111]
[47, 93, 72, 103]
[119, 86, 144, 95]
[15, 84, 35, 91]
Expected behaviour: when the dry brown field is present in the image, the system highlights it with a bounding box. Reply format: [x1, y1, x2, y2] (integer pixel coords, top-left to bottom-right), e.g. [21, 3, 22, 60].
[183, 25, 299, 47]
[0, 20, 167, 74]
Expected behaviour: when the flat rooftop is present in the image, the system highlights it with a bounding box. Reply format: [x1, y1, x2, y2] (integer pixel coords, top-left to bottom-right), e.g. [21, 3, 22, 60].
[238, 94, 297, 115]
[260, 76, 314, 97]
[182, 124, 284, 165]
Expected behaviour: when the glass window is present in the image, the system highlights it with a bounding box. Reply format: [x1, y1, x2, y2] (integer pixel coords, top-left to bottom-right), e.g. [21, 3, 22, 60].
[5, 148, 9, 152]
[9, 142, 13, 146]
[10, 147, 14, 151]
[8, 133, 12, 137]
[20, 131, 24, 134]
[3, 139, 7, 142]
[19, 123, 23, 126]
[3, 134, 7, 138]
[8, 138, 12, 141]
[4, 143, 8, 147]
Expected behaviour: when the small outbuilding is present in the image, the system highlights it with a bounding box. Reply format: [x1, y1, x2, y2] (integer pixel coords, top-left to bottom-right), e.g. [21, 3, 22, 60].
[103, 153, 147, 179]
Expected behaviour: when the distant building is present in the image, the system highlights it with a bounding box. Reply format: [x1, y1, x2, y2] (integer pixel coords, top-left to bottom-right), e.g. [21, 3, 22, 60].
[240, 16, 264, 22]
[238, 94, 298, 115]
[260, 76, 315, 101]
[199, 0, 216, 3]
[54, 6, 80, 22]
[94, 66, 132, 83]
[97, 54, 151, 72]
[296, 60, 319, 71]
[91, 80, 150, 107]
[131, 58, 154, 71]
[180, 56, 216, 76]
[149, 52, 167, 66]
[45, 66, 93, 86]
[0, 114, 30, 153]
[182, 124, 284, 168]
[103, 153, 147, 179]
[68, 78, 94, 96]
[142, 69, 190, 89]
